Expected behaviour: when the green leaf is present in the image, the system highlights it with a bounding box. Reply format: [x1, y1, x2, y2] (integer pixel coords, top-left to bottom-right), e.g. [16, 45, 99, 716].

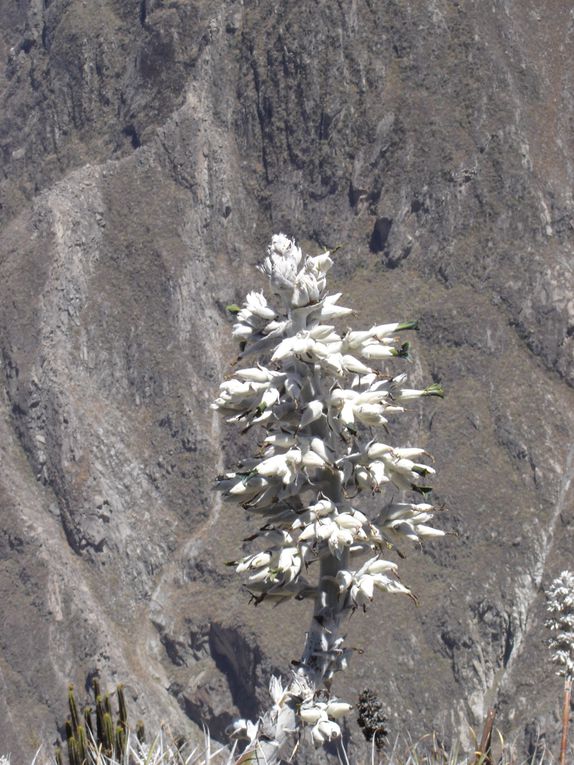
[412, 484, 432, 495]
[424, 383, 444, 398]
[394, 342, 412, 360]
[397, 320, 419, 331]
[226, 304, 241, 314]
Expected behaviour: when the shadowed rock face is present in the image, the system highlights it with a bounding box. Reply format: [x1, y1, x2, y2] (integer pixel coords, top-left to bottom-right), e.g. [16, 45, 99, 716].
[1, 0, 574, 761]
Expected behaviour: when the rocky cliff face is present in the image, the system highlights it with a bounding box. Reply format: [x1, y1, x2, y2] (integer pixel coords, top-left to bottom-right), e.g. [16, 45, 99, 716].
[1, 0, 574, 761]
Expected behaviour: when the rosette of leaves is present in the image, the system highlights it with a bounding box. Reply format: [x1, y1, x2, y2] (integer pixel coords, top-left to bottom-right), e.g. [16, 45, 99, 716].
[213, 234, 445, 761]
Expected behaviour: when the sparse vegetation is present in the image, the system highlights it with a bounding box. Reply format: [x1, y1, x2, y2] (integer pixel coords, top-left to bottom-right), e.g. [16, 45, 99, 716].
[53, 682, 145, 765]
[3, 722, 560, 765]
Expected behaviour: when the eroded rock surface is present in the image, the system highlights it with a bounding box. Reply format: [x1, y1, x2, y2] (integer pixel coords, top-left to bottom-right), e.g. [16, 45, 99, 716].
[1, 1, 574, 761]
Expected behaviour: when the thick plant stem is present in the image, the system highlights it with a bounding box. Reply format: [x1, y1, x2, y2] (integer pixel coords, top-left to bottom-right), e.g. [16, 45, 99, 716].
[300, 464, 347, 685]
[560, 676, 572, 765]
[301, 549, 349, 679]
[246, 555, 349, 765]
[246, 473, 348, 765]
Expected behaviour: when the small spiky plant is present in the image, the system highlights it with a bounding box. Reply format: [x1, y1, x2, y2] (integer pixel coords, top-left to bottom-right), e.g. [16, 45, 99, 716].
[56, 681, 144, 765]
[49, 682, 241, 765]
[545, 570, 574, 765]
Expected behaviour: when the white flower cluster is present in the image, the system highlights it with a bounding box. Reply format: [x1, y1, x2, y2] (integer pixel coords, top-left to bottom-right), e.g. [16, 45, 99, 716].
[299, 696, 352, 746]
[213, 234, 445, 747]
[228, 675, 353, 749]
[546, 570, 574, 679]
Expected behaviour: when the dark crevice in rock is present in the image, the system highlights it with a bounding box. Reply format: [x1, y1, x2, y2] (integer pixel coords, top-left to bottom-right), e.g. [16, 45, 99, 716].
[161, 634, 186, 667]
[178, 690, 234, 743]
[208, 623, 260, 722]
[58, 502, 84, 556]
[122, 124, 142, 150]
[19, 38, 36, 54]
[369, 216, 393, 254]
[502, 620, 515, 669]
[158, 620, 266, 742]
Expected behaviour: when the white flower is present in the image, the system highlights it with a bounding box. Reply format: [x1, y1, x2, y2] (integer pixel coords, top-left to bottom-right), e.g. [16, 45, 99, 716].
[256, 449, 302, 484]
[308, 252, 333, 274]
[226, 718, 260, 743]
[546, 570, 574, 679]
[299, 702, 326, 724]
[341, 354, 373, 374]
[293, 270, 321, 307]
[236, 365, 275, 383]
[236, 551, 272, 573]
[244, 290, 277, 320]
[353, 573, 411, 607]
[259, 233, 303, 292]
[329, 384, 402, 432]
[311, 718, 341, 746]
[326, 700, 353, 718]
[298, 508, 368, 557]
[263, 433, 297, 449]
[269, 676, 290, 710]
[232, 291, 278, 342]
[328, 527, 355, 557]
[299, 696, 348, 747]
[360, 343, 397, 360]
[216, 472, 270, 501]
[292, 497, 337, 530]
[396, 383, 444, 400]
[271, 329, 343, 367]
[336, 556, 410, 608]
[302, 450, 328, 469]
[318, 292, 353, 320]
[376, 502, 445, 543]
[299, 400, 325, 428]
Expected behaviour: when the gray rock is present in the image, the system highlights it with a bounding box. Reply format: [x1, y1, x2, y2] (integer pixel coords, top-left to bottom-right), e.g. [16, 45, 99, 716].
[1, 0, 574, 761]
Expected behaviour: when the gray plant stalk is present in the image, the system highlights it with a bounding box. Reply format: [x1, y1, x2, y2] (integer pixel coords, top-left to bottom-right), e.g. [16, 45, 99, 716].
[212, 235, 445, 763]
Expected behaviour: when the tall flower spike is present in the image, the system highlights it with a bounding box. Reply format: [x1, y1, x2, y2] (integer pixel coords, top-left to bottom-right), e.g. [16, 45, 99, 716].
[213, 234, 445, 761]
[546, 570, 574, 679]
[545, 571, 574, 765]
